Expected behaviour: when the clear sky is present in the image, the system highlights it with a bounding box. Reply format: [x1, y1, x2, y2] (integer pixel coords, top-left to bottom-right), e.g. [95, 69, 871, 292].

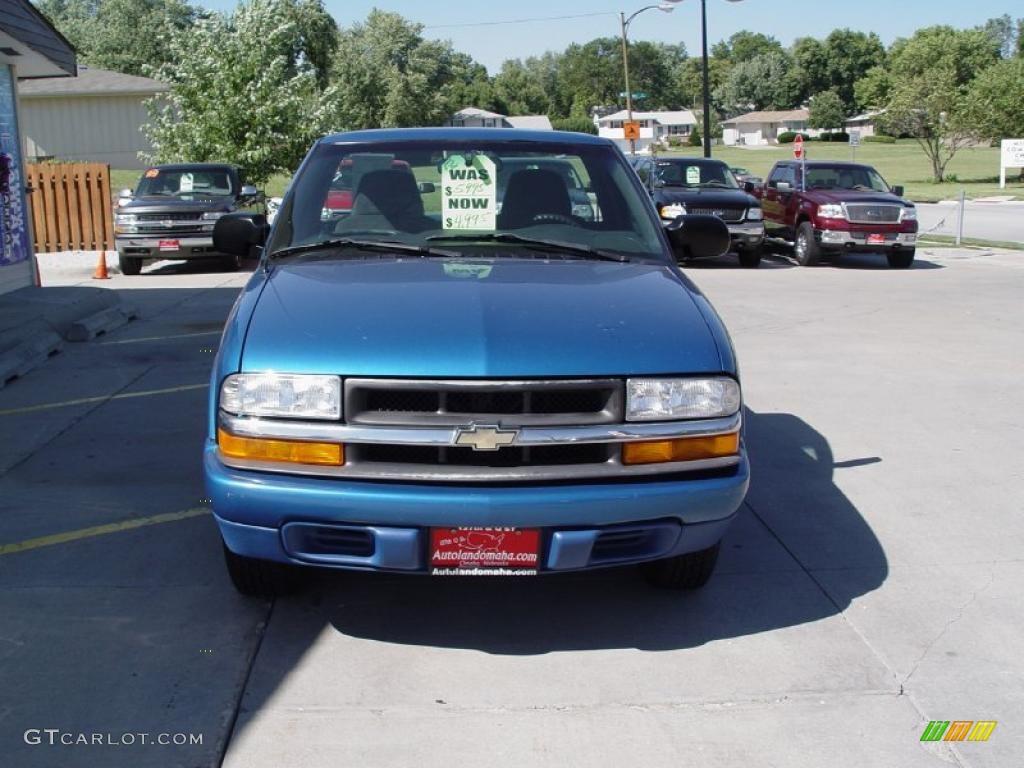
[197, 0, 1022, 73]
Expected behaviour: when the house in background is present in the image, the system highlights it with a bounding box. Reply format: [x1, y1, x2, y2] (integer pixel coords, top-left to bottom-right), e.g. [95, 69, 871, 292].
[18, 66, 167, 169]
[1, 0, 75, 295]
[844, 110, 884, 138]
[595, 109, 697, 153]
[721, 109, 825, 146]
[445, 107, 552, 130]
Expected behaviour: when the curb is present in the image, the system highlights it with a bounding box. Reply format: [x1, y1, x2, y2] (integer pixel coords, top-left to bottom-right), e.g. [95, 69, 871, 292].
[65, 302, 138, 342]
[0, 321, 64, 390]
[0, 286, 138, 388]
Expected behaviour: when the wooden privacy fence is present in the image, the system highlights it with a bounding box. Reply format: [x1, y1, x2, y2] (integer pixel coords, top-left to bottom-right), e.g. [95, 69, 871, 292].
[25, 163, 115, 253]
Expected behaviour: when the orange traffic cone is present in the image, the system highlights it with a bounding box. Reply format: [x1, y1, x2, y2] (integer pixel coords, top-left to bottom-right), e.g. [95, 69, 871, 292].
[93, 252, 110, 280]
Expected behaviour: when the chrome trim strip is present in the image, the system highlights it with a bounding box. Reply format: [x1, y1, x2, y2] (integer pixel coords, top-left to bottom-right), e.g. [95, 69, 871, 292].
[217, 452, 741, 483]
[218, 411, 741, 447]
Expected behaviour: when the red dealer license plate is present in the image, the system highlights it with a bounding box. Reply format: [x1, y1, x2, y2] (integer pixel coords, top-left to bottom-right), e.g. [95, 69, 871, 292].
[430, 527, 541, 575]
[867, 233, 887, 245]
[158, 239, 180, 251]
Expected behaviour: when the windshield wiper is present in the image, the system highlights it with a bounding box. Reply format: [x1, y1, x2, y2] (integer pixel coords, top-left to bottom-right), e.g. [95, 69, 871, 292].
[425, 232, 631, 263]
[269, 238, 460, 261]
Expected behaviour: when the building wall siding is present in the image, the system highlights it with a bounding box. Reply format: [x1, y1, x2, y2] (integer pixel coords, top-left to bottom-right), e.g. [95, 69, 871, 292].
[20, 95, 156, 168]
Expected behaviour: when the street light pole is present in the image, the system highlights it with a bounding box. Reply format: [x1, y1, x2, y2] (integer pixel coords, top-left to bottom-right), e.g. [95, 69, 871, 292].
[620, 12, 635, 155]
[700, 0, 711, 157]
[619, 2, 681, 155]
[699, 0, 743, 158]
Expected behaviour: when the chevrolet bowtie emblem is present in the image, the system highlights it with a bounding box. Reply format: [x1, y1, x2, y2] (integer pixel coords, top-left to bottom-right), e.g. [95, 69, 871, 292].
[454, 424, 519, 452]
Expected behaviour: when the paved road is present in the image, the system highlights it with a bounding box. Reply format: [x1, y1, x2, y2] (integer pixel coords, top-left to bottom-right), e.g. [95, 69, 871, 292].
[1, 250, 1022, 767]
[916, 201, 1024, 243]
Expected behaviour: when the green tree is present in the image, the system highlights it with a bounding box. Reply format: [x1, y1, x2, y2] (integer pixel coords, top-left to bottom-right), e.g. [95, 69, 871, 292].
[808, 90, 845, 132]
[715, 51, 799, 116]
[711, 31, 784, 63]
[791, 30, 885, 111]
[963, 58, 1024, 140]
[878, 26, 1000, 181]
[493, 59, 552, 116]
[853, 65, 891, 111]
[37, 0, 199, 76]
[144, 0, 328, 182]
[978, 14, 1017, 58]
[320, 10, 466, 130]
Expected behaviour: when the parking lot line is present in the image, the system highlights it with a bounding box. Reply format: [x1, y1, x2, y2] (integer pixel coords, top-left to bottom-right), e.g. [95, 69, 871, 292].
[99, 330, 222, 345]
[0, 383, 208, 418]
[0, 507, 210, 556]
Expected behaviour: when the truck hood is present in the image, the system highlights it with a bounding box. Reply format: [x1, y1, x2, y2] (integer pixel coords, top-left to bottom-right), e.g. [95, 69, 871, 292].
[240, 259, 724, 377]
[804, 189, 908, 206]
[119, 196, 234, 214]
[655, 187, 757, 208]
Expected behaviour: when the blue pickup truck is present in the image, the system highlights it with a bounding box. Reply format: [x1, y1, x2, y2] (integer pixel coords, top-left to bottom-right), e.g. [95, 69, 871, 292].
[206, 128, 749, 595]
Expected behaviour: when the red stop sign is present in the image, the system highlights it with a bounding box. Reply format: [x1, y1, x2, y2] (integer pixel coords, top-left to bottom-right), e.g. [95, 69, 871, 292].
[793, 134, 804, 159]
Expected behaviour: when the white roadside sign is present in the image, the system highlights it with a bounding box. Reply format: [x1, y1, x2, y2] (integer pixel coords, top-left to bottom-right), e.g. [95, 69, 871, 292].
[1000, 139, 1024, 189]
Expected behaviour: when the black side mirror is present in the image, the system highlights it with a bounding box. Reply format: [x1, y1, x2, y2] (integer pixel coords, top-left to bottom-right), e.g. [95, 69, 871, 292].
[417, 181, 436, 194]
[891, 185, 904, 197]
[214, 212, 268, 257]
[743, 180, 757, 193]
[665, 214, 730, 261]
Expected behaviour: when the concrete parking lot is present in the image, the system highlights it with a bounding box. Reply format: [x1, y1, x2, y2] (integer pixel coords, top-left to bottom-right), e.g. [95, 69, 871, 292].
[1, 247, 1021, 767]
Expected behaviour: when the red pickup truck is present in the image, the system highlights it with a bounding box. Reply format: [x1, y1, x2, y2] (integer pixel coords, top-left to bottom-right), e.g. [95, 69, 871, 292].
[748, 160, 918, 268]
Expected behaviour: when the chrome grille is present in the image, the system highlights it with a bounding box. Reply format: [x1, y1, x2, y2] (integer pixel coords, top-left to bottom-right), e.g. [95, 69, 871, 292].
[136, 212, 204, 221]
[844, 204, 901, 224]
[686, 206, 745, 223]
[353, 443, 612, 468]
[345, 378, 621, 427]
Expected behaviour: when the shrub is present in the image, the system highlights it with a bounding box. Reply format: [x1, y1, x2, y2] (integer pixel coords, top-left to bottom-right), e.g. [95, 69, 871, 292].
[818, 131, 850, 143]
[551, 117, 598, 135]
[863, 134, 896, 144]
[777, 131, 813, 144]
[688, 128, 702, 147]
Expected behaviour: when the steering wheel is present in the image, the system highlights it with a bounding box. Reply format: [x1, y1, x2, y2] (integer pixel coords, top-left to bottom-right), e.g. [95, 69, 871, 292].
[530, 213, 579, 226]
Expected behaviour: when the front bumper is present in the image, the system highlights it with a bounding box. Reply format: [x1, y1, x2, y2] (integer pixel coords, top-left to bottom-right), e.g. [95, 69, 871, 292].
[817, 229, 917, 250]
[115, 235, 220, 260]
[727, 221, 765, 248]
[205, 442, 749, 573]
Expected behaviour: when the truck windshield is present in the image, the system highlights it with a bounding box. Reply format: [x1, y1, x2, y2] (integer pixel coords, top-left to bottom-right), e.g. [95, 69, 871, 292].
[268, 140, 665, 261]
[804, 165, 890, 192]
[655, 159, 739, 189]
[136, 168, 235, 197]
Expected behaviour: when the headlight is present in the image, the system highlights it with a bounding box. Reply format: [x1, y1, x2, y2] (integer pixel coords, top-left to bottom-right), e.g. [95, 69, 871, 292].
[220, 373, 342, 420]
[114, 213, 137, 225]
[746, 207, 763, 221]
[818, 204, 845, 219]
[626, 377, 741, 421]
[659, 203, 687, 220]
[201, 211, 226, 221]
[899, 206, 916, 221]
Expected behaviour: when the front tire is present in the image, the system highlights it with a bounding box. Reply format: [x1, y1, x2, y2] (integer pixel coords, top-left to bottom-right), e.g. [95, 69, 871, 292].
[794, 222, 821, 266]
[887, 249, 915, 269]
[223, 544, 296, 597]
[642, 542, 721, 590]
[220, 252, 242, 272]
[118, 252, 142, 276]
[738, 245, 762, 268]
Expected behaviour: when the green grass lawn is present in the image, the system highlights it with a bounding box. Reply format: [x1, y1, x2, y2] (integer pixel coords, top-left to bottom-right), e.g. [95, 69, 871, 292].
[662, 139, 1022, 202]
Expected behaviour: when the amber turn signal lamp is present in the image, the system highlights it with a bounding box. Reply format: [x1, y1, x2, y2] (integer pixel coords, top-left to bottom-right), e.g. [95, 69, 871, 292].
[217, 428, 344, 466]
[622, 432, 739, 465]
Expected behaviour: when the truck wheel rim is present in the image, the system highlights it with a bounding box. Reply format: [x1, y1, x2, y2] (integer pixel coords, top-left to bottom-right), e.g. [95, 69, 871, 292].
[796, 234, 807, 258]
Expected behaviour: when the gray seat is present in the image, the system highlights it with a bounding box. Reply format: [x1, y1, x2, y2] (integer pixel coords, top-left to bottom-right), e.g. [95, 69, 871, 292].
[335, 169, 432, 234]
[498, 169, 572, 229]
